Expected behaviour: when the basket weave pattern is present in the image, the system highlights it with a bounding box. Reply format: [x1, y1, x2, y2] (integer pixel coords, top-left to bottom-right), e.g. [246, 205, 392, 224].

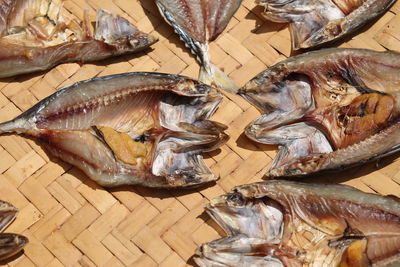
[1, 0, 400, 266]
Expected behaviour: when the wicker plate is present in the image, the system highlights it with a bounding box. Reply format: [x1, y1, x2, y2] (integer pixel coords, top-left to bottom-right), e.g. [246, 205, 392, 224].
[1, 0, 400, 266]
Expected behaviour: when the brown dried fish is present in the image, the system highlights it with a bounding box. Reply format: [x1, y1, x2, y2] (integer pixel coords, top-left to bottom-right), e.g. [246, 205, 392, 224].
[0, 0, 158, 78]
[195, 180, 400, 266]
[239, 48, 400, 178]
[156, 0, 242, 92]
[0, 200, 28, 262]
[0, 72, 228, 188]
[256, 0, 396, 49]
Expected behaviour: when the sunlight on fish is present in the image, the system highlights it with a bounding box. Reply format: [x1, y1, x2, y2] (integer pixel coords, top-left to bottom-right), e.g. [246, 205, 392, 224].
[195, 180, 400, 266]
[0, 72, 229, 188]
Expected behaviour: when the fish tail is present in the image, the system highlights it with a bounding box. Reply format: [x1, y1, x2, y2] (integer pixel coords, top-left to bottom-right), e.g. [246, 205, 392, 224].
[0, 118, 24, 134]
[195, 44, 239, 93]
[199, 59, 239, 94]
[156, 1, 238, 93]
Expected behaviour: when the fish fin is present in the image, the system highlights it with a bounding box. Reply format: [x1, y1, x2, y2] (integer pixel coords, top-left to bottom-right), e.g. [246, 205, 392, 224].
[0, 233, 28, 262]
[37, 130, 128, 187]
[0, 201, 18, 233]
[171, 121, 229, 153]
[199, 61, 239, 93]
[259, 0, 344, 49]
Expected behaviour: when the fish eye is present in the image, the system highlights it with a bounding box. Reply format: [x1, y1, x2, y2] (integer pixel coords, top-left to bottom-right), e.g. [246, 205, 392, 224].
[226, 191, 245, 206]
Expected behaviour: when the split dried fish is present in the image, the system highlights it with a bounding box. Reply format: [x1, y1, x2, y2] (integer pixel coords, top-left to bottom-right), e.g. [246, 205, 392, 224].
[195, 180, 400, 266]
[0, 200, 28, 262]
[256, 0, 396, 49]
[156, 0, 242, 92]
[0, 72, 228, 188]
[0, 0, 158, 78]
[239, 48, 400, 177]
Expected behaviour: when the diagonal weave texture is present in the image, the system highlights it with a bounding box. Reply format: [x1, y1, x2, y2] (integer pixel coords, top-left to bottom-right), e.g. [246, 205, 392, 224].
[1, 0, 400, 266]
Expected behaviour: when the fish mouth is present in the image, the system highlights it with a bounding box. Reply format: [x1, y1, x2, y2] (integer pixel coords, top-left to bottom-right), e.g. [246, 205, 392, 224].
[206, 187, 285, 240]
[196, 186, 287, 267]
[195, 180, 400, 267]
[240, 48, 400, 177]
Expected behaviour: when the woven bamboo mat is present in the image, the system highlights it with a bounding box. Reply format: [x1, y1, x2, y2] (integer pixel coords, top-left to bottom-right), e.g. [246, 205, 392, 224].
[0, 0, 400, 266]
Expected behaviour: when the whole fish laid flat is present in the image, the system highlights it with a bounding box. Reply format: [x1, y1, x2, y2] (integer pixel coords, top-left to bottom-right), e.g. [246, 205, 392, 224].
[256, 0, 396, 50]
[0, 200, 28, 262]
[0, 72, 229, 188]
[0, 0, 158, 78]
[195, 180, 400, 266]
[156, 0, 242, 92]
[239, 48, 400, 178]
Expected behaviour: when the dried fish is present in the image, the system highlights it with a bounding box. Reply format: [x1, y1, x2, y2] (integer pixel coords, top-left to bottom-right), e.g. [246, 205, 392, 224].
[0, 200, 28, 262]
[195, 180, 400, 266]
[156, 0, 242, 92]
[0, 72, 228, 188]
[239, 48, 400, 177]
[0, 0, 158, 78]
[256, 0, 396, 49]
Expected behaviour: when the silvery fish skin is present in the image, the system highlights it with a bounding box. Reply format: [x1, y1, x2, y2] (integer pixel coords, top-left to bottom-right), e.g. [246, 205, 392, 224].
[156, 0, 242, 92]
[239, 48, 400, 177]
[195, 180, 400, 266]
[256, 0, 396, 50]
[0, 72, 229, 188]
[0, 0, 158, 78]
[0, 200, 28, 262]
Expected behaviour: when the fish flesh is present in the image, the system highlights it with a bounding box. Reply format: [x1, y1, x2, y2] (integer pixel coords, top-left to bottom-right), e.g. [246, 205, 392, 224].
[156, 0, 242, 92]
[195, 180, 400, 266]
[0, 72, 228, 188]
[0, 200, 28, 262]
[239, 48, 400, 177]
[0, 0, 158, 78]
[256, 0, 396, 50]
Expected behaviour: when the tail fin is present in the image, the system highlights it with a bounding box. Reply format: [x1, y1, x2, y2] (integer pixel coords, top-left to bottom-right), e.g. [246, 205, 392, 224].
[0, 118, 25, 135]
[156, 1, 238, 93]
[199, 58, 239, 94]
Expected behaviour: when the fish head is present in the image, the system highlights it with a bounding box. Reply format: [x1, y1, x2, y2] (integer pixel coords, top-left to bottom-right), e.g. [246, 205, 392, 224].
[195, 181, 400, 266]
[205, 184, 284, 240]
[195, 182, 289, 267]
[256, 0, 396, 49]
[239, 63, 314, 135]
[95, 9, 158, 52]
[240, 49, 400, 177]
